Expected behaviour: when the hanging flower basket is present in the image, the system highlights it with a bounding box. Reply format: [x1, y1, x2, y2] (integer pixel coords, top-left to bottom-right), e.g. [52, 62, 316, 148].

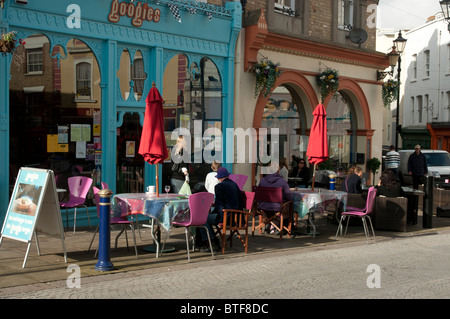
[317, 68, 339, 101]
[251, 59, 282, 98]
[381, 79, 399, 108]
[0, 31, 25, 56]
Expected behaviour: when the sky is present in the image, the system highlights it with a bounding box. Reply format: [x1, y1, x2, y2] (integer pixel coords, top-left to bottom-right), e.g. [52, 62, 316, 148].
[377, 0, 443, 30]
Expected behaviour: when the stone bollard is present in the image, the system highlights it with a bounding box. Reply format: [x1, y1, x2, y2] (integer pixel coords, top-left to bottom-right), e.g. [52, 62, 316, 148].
[95, 189, 114, 271]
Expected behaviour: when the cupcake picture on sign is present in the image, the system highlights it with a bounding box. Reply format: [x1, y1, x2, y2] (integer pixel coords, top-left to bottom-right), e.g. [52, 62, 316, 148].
[11, 183, 42, 216]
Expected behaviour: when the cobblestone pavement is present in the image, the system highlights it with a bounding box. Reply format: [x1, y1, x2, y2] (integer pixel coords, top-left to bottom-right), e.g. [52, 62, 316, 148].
[3, 229, 450, 300]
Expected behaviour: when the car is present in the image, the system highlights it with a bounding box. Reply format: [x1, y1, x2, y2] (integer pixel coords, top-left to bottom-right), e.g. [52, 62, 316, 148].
[398, 149, 450, 186]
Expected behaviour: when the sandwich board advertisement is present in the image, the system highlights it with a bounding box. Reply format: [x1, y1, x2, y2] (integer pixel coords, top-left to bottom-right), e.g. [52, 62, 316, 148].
[0, 168, 67, 268]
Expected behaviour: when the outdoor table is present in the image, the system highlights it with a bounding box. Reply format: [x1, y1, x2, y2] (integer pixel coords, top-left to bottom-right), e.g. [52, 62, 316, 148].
[112, 193, 190, 257]
[362, 186, 424, 225]
[290, 188, 347, 238]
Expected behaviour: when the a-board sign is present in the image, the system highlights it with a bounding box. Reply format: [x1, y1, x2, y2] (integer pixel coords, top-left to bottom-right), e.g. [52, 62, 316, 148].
[0, 167, 67, 268]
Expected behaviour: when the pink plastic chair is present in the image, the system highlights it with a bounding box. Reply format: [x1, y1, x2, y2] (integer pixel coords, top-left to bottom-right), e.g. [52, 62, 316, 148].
[171, 192, 215, 262]
[229, 174, 248, 190]
[335, 186, 377, 244]
[88, 187, 138, 258]
[60, 176, 93, 233]
[100, 180, 142, 240]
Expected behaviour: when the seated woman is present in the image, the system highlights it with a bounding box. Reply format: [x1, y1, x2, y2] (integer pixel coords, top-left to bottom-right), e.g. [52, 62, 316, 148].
[340, 165, 363, 194]
[289, 159, 310, 188]
[376, 169, 405, 197]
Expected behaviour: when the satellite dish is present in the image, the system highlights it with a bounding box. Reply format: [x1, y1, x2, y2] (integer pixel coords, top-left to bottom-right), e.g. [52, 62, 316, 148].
[348, 28, 368, 44]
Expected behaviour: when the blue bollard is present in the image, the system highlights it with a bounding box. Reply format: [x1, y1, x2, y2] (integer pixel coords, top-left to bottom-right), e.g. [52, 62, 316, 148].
[329, 174, 336, 190]
[95, 189, 114, 271]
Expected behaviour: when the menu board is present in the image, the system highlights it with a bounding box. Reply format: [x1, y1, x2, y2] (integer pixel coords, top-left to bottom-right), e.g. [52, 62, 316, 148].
[0, 168, 67, 267]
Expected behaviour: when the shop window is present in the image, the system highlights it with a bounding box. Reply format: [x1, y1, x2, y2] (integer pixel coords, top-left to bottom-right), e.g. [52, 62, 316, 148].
[132, 56, 145, 100]
[161, 54, 223, 192]
[118, 49, 147, 101]
[9, 35, 101, 207]
[338, 0, 353, 30]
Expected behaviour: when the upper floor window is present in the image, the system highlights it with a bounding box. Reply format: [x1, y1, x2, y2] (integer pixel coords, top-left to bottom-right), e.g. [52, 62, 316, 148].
[424, 50, 430, 78]
[76, 61, 92, 99]
[417, 95, 423, 123]
[412, 54, 417, 80]
[447, 45, 450, 73]
[338, 0, 353, 30]
[274, 0, 297, 17]
[26, 48, 43, 74]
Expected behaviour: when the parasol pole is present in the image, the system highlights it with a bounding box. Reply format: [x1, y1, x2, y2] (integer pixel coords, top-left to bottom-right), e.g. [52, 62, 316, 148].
[156, 164, 159, 197]
[311, 164, 316, 191]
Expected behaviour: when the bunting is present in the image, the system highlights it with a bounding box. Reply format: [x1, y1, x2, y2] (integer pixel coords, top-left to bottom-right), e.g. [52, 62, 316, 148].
[187, 7, 196, 15]
[169, 3, 181, 23]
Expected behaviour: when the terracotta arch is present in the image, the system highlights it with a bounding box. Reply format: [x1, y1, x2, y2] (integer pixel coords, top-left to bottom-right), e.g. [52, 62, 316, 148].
[252, 70, 319, 129]
[332, 78, 372, 130]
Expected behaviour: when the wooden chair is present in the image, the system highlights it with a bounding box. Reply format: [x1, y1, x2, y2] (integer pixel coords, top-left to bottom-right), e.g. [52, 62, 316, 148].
[217, 191, 255, 254]
[253, 186, 294, 239]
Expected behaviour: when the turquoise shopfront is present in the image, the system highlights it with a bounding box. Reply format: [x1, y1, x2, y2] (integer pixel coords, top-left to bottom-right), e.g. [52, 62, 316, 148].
[0, 0, 241, 226]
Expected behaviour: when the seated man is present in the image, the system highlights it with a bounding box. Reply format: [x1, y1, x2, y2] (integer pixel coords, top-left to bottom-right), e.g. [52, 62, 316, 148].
[258, 161, 293, 233]
[199, 167, 241, 252]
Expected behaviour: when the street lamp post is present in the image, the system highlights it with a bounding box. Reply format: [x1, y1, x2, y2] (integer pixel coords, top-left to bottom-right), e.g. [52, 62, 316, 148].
[440, 0, 450, 32]
[393, 31, 407, 151]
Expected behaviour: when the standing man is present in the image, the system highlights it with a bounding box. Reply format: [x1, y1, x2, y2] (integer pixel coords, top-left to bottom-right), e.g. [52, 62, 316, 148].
[385, 144, 400, 179]
[408, 145, 428, 189]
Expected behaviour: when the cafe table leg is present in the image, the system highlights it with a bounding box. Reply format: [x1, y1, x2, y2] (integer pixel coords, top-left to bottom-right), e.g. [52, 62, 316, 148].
[142, 219, 175, 258]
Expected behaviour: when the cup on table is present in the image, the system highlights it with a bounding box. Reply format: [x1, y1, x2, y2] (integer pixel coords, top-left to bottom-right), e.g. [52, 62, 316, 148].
[146, 185, 156, 195]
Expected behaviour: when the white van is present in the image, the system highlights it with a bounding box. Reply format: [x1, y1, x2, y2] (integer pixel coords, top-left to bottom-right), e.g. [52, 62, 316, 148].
[398, 150, 450, 186]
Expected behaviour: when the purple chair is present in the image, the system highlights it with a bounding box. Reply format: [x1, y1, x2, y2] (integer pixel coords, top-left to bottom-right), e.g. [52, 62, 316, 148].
[101, 182, 109, 189]
[60, 176, 93, 233]
[171, 192, 215, 262]
[229, 174, 248, 190]
[88, 187, 138, 258]
[335, 186, 377, 244]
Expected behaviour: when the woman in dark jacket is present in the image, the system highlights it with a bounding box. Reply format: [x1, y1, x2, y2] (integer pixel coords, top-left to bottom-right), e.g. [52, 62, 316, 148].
[170, 135, 189, 193]
[376, 169, 405, 197]
[341, 166, 363, 194]
[289, 159, 310, 188]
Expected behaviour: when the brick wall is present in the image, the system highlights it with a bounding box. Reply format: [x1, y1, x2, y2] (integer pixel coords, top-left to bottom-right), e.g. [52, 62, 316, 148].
[309, 0, 333, 41]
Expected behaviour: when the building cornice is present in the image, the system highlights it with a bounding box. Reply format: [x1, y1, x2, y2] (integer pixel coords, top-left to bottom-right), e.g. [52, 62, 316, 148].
[244, 9, 389, 73]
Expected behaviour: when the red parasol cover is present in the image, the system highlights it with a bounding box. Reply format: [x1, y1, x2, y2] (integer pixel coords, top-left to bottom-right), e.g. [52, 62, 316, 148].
[306, 103, 329, 166]
[138, 84, 168, 164]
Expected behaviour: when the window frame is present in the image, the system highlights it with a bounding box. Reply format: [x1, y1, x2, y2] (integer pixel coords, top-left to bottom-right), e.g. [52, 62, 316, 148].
[74, 59, 93, 101]
[338, 0, 354, 31]
[26, 48, 43, 75]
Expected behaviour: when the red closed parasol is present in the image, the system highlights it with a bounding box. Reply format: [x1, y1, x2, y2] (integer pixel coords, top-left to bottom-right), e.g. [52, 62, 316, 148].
[138, 82, 168, 196]
[306, 103, 329, 190]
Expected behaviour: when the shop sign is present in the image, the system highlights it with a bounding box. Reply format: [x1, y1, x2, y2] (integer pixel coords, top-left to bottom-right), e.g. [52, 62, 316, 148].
[108, 0, 161, 27]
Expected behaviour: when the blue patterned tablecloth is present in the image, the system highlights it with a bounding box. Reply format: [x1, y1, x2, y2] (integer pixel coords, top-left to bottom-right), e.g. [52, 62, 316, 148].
[112, 193, 190, 231]
[291, 189, 347, 219]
